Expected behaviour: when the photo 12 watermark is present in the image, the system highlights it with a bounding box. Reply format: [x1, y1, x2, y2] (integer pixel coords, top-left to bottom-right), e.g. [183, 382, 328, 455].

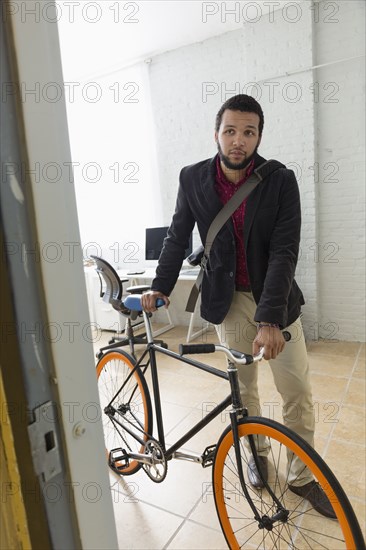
[201, 399, 340, 425]
[1, 1, 140, 25]
[0, 320, 104, 345]
[1, 479, 140, 504]
[201, 2, 340, 25]
[1, 159, 140, 184]
[1, 80, 141, 104]
[202, 80, 340, 104]
[1, 240, 141, 265]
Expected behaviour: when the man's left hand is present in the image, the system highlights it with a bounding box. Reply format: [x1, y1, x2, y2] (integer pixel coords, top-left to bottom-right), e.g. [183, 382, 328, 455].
[253, 325, 285, 360]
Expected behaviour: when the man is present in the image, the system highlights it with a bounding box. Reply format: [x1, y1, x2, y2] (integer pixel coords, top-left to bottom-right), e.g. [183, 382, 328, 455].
[141, 94, 334, 518]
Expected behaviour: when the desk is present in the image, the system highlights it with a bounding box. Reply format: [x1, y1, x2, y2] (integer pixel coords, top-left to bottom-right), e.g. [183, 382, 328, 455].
[117, 267, 210, 342]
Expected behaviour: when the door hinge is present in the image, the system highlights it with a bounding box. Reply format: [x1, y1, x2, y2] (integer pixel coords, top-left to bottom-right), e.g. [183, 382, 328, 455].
[27, 401, 62, 481]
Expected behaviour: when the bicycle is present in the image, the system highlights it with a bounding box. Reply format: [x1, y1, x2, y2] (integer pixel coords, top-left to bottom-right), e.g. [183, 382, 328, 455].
[96, 293, 365, 550]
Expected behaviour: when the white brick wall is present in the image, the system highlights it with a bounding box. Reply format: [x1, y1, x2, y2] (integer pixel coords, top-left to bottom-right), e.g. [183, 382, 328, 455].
[148, 0, 365, 341]
[314, 0, 365, 341]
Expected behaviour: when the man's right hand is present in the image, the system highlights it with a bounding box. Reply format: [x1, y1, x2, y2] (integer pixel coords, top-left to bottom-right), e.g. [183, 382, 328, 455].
[141, 290, 170, 312]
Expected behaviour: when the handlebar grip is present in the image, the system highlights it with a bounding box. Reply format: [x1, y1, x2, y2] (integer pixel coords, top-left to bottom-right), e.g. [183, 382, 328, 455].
[156, 298, 165, 308]
[283, 331, 291, 342]
[179, 343, 216, 355]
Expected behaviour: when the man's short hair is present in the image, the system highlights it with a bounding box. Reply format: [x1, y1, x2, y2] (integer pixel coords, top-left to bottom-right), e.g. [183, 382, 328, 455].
[215, 94, 264, 135]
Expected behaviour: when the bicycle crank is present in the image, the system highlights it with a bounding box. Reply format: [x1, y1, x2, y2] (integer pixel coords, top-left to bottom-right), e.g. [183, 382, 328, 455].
[142, 440, 167, 483]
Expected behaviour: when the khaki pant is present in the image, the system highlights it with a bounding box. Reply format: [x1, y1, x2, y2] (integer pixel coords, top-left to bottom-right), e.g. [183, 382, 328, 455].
[217, 291, 315, 485]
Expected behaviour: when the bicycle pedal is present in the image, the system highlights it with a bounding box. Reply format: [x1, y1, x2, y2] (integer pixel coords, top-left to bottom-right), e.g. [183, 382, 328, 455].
[109, 448, 129, 473]
[201, 444, 217, 468]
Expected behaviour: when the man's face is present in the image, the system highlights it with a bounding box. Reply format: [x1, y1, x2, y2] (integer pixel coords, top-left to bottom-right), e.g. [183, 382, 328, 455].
[215, 109, 262, 170]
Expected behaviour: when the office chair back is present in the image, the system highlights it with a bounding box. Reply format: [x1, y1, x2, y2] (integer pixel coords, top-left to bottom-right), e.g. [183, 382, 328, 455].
[90, 255, 129, 315]
[91, 255, 166, 357]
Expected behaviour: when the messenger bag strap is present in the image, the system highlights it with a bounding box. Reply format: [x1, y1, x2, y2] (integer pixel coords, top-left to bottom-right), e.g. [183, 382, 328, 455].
[185, 159, 284, 313]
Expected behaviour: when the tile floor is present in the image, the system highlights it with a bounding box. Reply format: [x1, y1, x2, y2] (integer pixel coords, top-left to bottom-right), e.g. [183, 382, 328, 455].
[95, 326, 365, 549]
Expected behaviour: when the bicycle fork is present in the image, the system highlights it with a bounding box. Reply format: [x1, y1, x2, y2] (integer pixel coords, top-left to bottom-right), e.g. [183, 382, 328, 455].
[227, 361, 289, 530]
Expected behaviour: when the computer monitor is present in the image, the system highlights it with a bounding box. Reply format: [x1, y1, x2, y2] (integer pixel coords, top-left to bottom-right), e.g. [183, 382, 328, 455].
[145, 227, 192, 261]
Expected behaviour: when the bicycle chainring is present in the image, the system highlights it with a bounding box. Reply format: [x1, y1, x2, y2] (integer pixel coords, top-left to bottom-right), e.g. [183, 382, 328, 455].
[142, 439, 167, 483]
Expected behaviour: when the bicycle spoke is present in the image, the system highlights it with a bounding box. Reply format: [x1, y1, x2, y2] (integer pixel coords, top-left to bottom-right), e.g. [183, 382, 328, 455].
[213, 418, 363, 550]
[97, 350, 152, 475]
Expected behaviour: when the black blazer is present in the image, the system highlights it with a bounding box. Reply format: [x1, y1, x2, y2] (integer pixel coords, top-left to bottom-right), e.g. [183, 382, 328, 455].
[151, 152, 305, 328]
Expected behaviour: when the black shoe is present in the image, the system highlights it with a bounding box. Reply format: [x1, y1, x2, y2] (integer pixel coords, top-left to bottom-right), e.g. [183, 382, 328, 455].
[247, 456, 268, 488]
[288, 480, 337, 519]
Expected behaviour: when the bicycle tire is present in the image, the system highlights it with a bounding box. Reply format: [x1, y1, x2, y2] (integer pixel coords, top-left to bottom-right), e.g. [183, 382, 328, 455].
[213, 417, 365, 550]
[96, 349, 153, 475]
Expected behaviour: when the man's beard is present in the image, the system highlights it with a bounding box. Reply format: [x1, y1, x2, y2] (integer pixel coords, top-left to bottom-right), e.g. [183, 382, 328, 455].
[217, 142, 258, 171]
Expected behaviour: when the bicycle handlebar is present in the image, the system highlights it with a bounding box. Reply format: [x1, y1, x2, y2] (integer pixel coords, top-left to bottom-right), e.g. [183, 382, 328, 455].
[179, 331, 291, 365]
[179, 343, 262, 364]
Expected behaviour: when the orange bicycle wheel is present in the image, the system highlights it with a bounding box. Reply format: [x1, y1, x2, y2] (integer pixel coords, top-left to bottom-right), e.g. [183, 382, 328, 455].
[96, 349, 152, 475]
[213, 417, 365, 549]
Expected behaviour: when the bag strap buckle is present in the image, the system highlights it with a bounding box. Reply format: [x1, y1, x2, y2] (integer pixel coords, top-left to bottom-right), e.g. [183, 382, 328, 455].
[201, 255, 208, 271]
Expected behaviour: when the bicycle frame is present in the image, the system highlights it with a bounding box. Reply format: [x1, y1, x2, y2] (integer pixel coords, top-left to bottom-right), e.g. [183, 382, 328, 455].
[110, 341, 232, 461]
[103, 307, 285, 515]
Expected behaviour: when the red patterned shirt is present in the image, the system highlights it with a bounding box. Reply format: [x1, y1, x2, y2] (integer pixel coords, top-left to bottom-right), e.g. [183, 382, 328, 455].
[215, 156, 255, 289]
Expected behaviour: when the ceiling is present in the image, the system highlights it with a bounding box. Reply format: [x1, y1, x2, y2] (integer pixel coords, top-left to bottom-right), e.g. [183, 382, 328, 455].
[56, 0, 254, 79]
